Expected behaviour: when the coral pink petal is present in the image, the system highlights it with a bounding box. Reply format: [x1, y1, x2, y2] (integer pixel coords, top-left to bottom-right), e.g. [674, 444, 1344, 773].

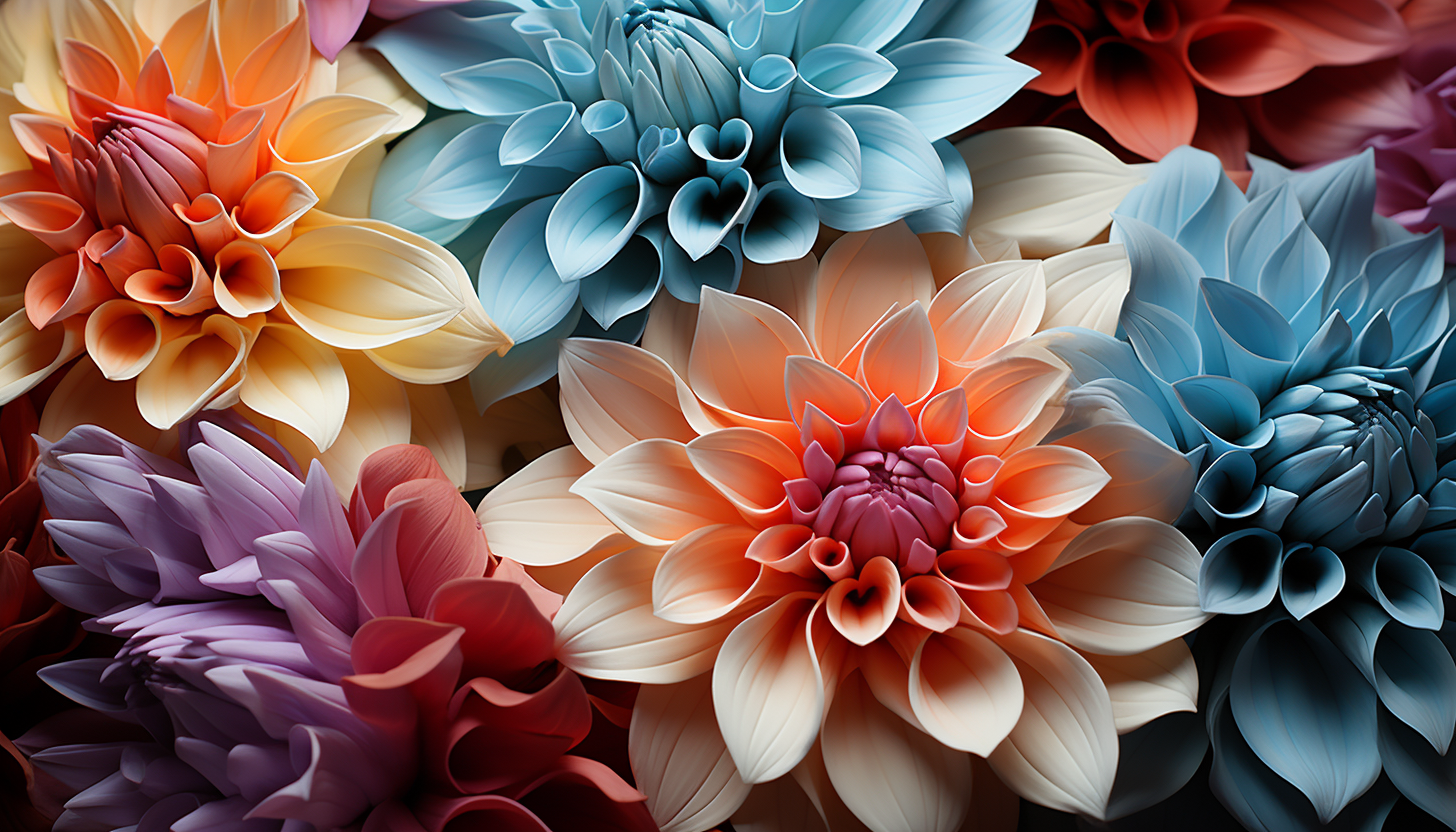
[351, 443, 453, 530]
[745, 524, 820, 579]
[653, 524, 764, 625]
[1105, 0, 1181, 42]
[824, 556, 900, 646]
[1018, 21, 1088, 97]
[427, 577, 556, 684]
[415, 795, 551, 832]
[445, 670, 593, 795]
[25, 253, 115, 329]
[899, 575, 962, 632]
[1078, 37, 1198, 161]
[0, 192, 98, 254]
[1181, 14, 1313, 97]
[1229, 0, 1409, 66]
[937, 549, 1014, 593]
[384, 479, 492, 615]
[1190, 88, 1251, 172]
[784, 356, 874, 433]
[686, 428, 803, 522]
[509, 757, 656, 831]
[689, 288, 813, 422]
[858, 304, 938, 407]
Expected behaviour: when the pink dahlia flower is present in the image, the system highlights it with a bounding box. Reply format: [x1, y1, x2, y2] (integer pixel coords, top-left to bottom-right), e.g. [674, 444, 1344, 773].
[479, 222, 1211, 831]
[19, 419, 645, 830]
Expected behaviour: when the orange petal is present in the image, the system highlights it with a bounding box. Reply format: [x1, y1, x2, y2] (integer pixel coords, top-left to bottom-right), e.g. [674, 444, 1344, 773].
[990, 445, 1110, 551]
[1077, 37, 1197, 161]
[784, 356, 873, 436]
[207, 110, 265, 209]
[1228, 0, 1408, 67]
[0, 191, 97, 253]
[825, 556, 900, 646]
[899, 574, 961, 633]
[686, 427, 802, 523]
[960, 357, 1069, 456]
[123, 243, 216, 316]
[1181, 14, 1313, 97]
[25, 252, 115, 329]
[231, 171, 318, 251]
[212, 239, 281, 316]
[85, 298, 164, 380]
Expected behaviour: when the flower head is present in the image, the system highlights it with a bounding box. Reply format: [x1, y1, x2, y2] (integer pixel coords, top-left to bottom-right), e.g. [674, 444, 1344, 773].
[480, 219, 1208, 829]
[0, 0, 509, 451]
[366, 0, 1038, 404]
[1046, 145, 1456, 828]
[1005, 0, 1410, 165]
[20, 418, 645, 831]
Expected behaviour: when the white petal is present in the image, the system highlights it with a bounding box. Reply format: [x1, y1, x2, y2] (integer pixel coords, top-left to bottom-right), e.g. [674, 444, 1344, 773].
[1032, 518, 1208, 656]
[714, 593, 825, 784]
[555, 547, 735, 683]
[1082, 640, 1198, 733]
[631, 675, 751, 832]
[1040, 243, 1131, 337]
[477, 446, 624, 567]
[821, 671, 974, 832]
[986, 629, 1118, 819]
[559, 338, 697, 464]
[909, 627, 1025, 755]
[571, 438, 743, 546]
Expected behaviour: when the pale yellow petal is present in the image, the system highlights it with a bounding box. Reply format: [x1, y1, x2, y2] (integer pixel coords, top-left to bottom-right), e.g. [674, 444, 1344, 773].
[0, 308, 82, 403]
[268, 93, 398, 204]
[332, 42, 426, 138]
[560, 338, 697, 465]
[1081, 641, 1198, 734]
[1039, 244, 1131, 337]
[404, 381, 466, 489]
[135, 314, 251, 429]
[239, 321, 348, 451]
[477, 445, 623, 566]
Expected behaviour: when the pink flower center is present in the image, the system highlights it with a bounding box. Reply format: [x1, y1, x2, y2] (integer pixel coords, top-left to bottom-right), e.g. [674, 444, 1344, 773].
[787, 443, 957, 578]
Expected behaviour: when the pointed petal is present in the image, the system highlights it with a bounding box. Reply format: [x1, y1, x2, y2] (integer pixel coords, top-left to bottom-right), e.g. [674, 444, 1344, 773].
[909, 626, 1024, 755]
[571, 438, 743, 546]
[477, 446, 623, 567]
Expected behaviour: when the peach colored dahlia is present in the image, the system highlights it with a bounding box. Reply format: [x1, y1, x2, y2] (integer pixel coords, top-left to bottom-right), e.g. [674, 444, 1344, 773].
[479, 222, 1211, 832]
[0, 0, 508, 454]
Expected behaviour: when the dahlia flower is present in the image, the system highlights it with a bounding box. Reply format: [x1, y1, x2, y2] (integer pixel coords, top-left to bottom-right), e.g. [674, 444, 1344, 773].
[366, 0, 1039, 403]
[1247, 4, 1456, 262]
[1006, 0, 1410, 165]
[0, 0, 510, 454]
[1045, 146, 1456, 829]
[478, 218, 1210, 831]
[19, 418, 647, 830]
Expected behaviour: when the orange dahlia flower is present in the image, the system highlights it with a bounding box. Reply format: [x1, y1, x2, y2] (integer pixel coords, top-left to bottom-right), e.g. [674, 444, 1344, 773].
[0, 0, 508, 455]
[479, 222, 1210, 830]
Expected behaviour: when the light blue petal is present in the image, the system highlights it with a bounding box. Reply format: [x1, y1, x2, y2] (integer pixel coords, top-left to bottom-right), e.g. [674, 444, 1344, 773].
[1198, 527, 1282, 614]
[370, 113, 484, 244]
[1320, 598, 1389, 685]
[862, 39, 1035, 142]
[1244, 154, 1294, 200]
[740, 180, 817, 264]
[1412, 529, 1456, 593]
[779, 106, 861, 199]
[468, 303, 583, 412]
[759, 0, 805, 58]
[1358, 546, 1444, 630]
[1112, 214, 1203, 323]
[1104, 712, 1208, 822]
[1123, 296, 1200, 384]
[499, 101, 607, 170]
[445, 208, 514, 279]
[1192, 449, 1260, 526]
[544, 36, 602, 108]
[793, 0, 927, 58]
[1211, 695, 1397, 832]
[1283, 461, 1373, 543]
[577, 235, 662, 328]
[1290, 149, 1377, 296]
[1278, 544, 1344, 620]
[815, 104, 951, 231]
[1119, 146, 1244, 278]
[545, 162, 666, 280]
[903, 139, 971, 236]
[640, 217, 743, 303]
[1389, 283, 1451, 369]
[441, 57, 563, 117]
[1287, 313, 1353, 387]
[476, 196, 577, 343]
[1195, 278, 1297, 403]
[1378, 707, 1456, 829]
[636, 125, 699, 184]
[367, 8, 529, 110]
[1173, 375, 1269, 454]
[409, 122, 575, 221]
[687, 119, 752, 179]
[726, 3, 764, 67]
[1354, 311, 1393, 368]
[1373, 626, 1456, 754]
[1042, 328, 1201, 450]
[792, 43, 898, 102]
[1229, 619, 1381, 824]
[1231, 191, 1328, 323]
[668, 168, 756, 260]
[738, 54, 798, 160]
[512, 6, 591, 60]
[1363, 229, 1445, 314]
[922, 0, 1035, 54]
[582, 99, 639, 164]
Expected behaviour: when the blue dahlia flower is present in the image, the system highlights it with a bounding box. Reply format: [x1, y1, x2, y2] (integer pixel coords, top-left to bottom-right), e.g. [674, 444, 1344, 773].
[1044, 147, 1456, 830]
[365, 0, 1037, 407]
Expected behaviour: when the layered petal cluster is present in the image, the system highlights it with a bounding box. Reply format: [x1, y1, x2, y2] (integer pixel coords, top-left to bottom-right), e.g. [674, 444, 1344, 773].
[1004, 0, 1410, 165]
[366, 0, 1039, 405]
[0, 390, 89, 830]
[1046, 146, 1456, 829]
[479, 220, 1209, 831]
[1248, 5, 1456, 261]
[19, 419, 644, 830]
[0, 0, 510, 455]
